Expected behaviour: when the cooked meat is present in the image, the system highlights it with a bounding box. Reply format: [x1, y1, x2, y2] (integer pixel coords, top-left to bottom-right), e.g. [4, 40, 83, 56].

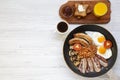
[78, 59, 83, 73]
[69, 32, 109, 74]
[86, 65, 90, 73]
[86, 59, 90, 73]
[87, 58, 94, 72]
[78, 58, 87, 73]
[74, 33, 93, 45]
[96, 54, 108, 67]
[91, 57, 101, 72]
[69, 38, 89, 47]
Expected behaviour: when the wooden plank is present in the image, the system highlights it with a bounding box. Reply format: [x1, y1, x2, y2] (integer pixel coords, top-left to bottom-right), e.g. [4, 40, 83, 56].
[59, 0, 111, 24]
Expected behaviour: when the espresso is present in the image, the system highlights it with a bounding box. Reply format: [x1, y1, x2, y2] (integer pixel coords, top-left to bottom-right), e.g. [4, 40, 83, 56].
[57, 22, 68, 33]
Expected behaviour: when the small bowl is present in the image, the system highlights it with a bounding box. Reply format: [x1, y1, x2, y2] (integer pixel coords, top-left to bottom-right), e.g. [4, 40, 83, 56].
[61, 5, 74, 18]
[56, 21, 69, 34]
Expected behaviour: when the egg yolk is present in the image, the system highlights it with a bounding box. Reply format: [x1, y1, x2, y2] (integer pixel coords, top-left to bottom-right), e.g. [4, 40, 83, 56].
[98, 46, 106, 54]
[98, 36, 105, 43]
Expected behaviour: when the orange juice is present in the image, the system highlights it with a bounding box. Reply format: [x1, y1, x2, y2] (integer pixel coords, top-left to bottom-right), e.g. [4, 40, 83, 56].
[94, 2, 108, 17]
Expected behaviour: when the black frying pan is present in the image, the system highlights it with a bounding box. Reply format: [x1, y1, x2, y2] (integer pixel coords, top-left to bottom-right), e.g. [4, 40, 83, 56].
[63, 25, 117, 77]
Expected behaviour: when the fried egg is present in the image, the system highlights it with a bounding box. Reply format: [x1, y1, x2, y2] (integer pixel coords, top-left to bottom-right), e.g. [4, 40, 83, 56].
[85, 31, 112, 59]
[85, 31, 106, 46]
[97, 46, 112, 59]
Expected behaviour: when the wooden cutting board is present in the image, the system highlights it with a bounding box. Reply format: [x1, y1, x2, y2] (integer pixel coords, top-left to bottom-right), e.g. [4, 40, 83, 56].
[59, 0, 111, 24]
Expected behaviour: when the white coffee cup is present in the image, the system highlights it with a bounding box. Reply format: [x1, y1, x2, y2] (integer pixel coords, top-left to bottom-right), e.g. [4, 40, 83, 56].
[56, 21, 69, 34]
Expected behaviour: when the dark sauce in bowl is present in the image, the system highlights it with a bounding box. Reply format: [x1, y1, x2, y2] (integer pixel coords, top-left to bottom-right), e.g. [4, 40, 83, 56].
[62, 6, 73, 18]
[57, 21, 68, 33]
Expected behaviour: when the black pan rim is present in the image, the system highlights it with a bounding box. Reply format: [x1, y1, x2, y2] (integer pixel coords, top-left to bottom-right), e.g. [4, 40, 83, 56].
[63, 24, 118, 77]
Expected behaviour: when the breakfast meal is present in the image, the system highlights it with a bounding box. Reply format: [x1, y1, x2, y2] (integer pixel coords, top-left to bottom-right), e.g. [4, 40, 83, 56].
[68, 32, 112, 73]
[60, 0, 115, 77]
[59, 0, 111, 24]
[62, 3, 92, 19]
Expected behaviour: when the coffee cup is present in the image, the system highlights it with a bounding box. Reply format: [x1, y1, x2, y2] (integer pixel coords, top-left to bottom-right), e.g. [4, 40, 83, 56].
[57, 21, 69, 34]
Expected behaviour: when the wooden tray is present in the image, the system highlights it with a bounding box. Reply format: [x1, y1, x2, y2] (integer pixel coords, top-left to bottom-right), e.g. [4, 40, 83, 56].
[59, 0, 111, 24]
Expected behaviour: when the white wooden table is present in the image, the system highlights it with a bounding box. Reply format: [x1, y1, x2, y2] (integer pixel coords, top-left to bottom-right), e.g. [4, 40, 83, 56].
[0, 0, 119, 80]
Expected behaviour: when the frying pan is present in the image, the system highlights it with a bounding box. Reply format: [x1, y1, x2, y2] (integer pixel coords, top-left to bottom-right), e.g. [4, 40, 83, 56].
[63, 25, 117, 77]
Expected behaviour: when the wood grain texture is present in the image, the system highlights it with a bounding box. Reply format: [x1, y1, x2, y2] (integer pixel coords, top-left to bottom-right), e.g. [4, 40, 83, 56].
[59, 0, 111, 24]
[0, 0, 119, 80]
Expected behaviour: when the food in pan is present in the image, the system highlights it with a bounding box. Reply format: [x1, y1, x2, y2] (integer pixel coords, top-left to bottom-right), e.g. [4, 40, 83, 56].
[85, 31, 112, 59]
[68, 32, 112, 73]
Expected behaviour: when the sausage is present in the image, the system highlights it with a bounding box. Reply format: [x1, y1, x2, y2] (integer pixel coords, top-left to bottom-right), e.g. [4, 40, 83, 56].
[73, 33, 93, 45]
[69, 38, 89, 47]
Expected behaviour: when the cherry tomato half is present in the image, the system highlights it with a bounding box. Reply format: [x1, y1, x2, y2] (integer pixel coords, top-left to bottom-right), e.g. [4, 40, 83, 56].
[73, 44, 82, 51]
[104, 40, 112, 49]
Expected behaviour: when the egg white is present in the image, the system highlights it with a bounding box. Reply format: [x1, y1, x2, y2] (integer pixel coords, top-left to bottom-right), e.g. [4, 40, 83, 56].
[86, 31, 105, 46]
[86, 31, 112, 59]
[97, 47, 112, 59]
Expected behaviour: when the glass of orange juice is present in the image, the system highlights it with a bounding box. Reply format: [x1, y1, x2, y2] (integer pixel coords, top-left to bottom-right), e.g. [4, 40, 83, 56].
[94, 2, 108, 17]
